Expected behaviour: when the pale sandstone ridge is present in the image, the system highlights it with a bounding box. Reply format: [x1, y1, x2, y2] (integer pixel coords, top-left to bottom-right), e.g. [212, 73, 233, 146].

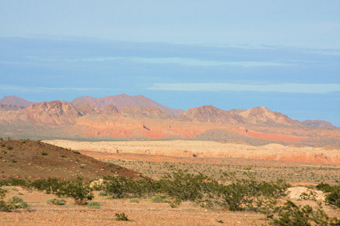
[180, 105, 301, 127]
[75, 103, 100, 115]
[0, 95, 37, 107]
[44, 140, 340, 165]
[25, 101, 81, 126]
[239, 106, 302, 126]
[302, 120, 336, 129]
[179, 105, 245, 124]
[71, 94, 183, 117]
[119, 106, 170, 119]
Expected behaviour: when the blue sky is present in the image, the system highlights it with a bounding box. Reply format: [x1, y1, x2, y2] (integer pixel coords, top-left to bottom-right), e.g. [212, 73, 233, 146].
[0, 1, 339, 126]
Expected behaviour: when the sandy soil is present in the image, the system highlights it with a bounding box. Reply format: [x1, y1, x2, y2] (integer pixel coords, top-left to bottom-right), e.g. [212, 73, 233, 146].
[44, 140, 340, 165]
[1, 187, 267, 226]
[1, 186, 339, 226]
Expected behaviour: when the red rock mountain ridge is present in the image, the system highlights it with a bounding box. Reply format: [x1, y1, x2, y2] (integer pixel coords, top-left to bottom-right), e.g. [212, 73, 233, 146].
[179, 105, 302, 127]
[302, 120, 336, 129]
[25, 101, 82, 126]
[0, 95, 37, 107]
[71, 94, 183, 117]
[0, 104, 23, 111]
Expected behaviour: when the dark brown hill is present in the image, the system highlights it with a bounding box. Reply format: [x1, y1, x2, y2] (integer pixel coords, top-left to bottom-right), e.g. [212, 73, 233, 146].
[302, 120, 336, 129]
[0, 96, 37, 107]
[71, 94, 183, 117]
[0, 139, 141, 180]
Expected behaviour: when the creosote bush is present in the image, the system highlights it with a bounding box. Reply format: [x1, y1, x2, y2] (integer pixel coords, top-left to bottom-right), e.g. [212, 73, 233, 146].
[87, 201, 100, 208]
[47, 198, 67, 205]
[316, 182, 340, 208]
[115, 212, 129, 221]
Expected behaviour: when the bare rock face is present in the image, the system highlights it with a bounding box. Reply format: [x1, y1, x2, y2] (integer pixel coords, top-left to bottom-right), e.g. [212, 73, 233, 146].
[0, 103, 24, 111]
[71, 94, 182, 117]
[302, 120, 336, 129]
[75, 103, 100, 115]
[119, 106, 170, 119]
[25, 101, 82, 126]
[181, 105, 245, 124]
[239, 106, 302, 126]
[101, 105, 119, 115]
[0, 95, 36, 107]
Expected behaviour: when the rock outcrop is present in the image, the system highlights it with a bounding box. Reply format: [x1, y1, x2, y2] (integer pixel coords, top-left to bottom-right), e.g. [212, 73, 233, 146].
[25, 101, 81, 126]
[71, 94, 183, 117]
[0, 95, 37, 107]
[302, 120, 336, 129]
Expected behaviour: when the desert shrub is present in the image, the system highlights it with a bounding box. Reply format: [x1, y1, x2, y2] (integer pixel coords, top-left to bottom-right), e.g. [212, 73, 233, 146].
[0, 178, 28, 188]
[103, 175, 158, 198]
[41, 152, 48, 156]
[30, 178, 67, 194]
[129, 198, 139, 203]
[6, 146, 13, 150]
[316, 182, 334, 193]
[11, 196, 23, 203]
[325, 186, 340, 208]
[98, 191, 108, 196]
[0, 196, 29, 211]
[158, 170, 218, 203]
[87, 201, 100, 208]
[151, 195, 164, 203]
[73, 151, 81, 155]
[115, 212, 129, 221]
[266, 200, 340, 226]
[219, 172, 289, 211]
[55, 180, 94, 205]
[0, 200, 16, 212]
[316, 182, 340, 208]
[47, 198, 67, 205]
[0, 187, 7, 199]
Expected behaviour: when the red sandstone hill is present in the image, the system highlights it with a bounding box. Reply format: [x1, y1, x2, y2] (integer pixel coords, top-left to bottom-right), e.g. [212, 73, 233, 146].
[302, 120, 336, 129]
[71, 94, 183, 117]
[25, 101, 82, 126]
[239, 106, 302, 127]
[0, 96, 339, 147]
[179, 105, 245, 124]
[0, 95, 37, 107]
[179, 105, 301, 127]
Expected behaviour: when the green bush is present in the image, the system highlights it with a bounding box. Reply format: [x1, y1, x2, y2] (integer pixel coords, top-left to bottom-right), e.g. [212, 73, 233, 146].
[55, 180, 94, 205]
[129, 198, 139, 203]
[219, 172, 289, 211]
[0, 196, 29, 212]
[87, 201, 100, 208]
[98, 191, 108, 196]
[0, 178, 28, 188]
[158, 170, 217, 202]
[115, 212, 129, 221]
[325, 186, 340, 208]
[316, 182, 340, 208]
[0, 187, 7, 199]
[151, 195, 164, 203]
[47, 198, 67, 205]
[267, 201, 340, 226]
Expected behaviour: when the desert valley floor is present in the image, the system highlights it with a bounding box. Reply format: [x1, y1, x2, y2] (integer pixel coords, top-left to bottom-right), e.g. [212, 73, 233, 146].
[1, 139, 340, 225]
